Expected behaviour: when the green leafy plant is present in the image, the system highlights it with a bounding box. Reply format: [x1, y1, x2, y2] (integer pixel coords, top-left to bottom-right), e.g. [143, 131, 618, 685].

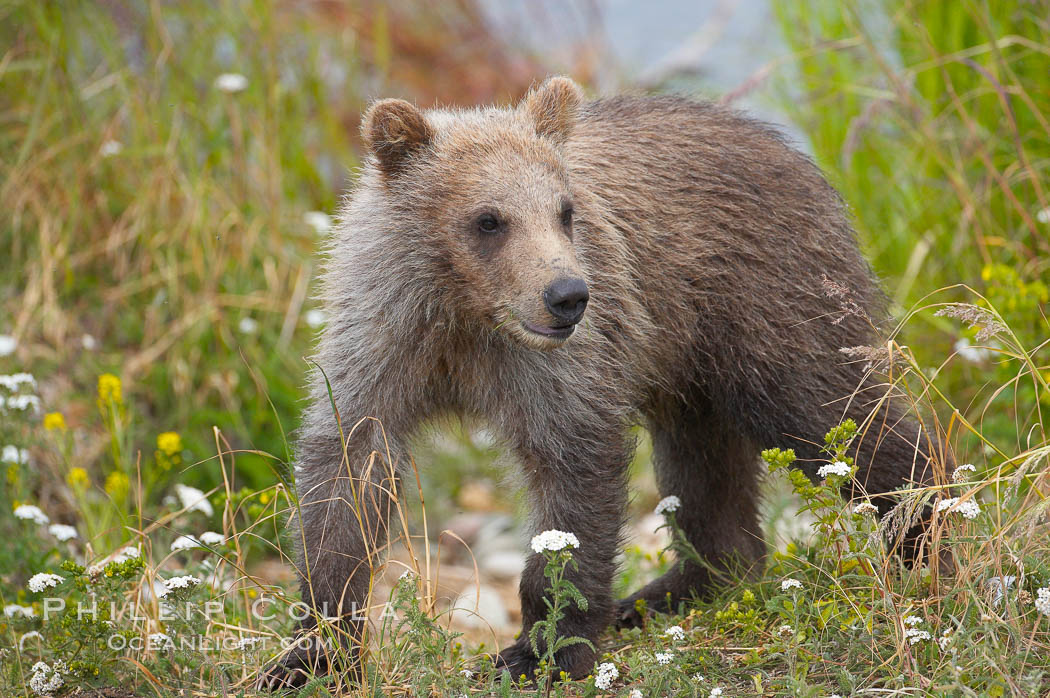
[527, 530, 594, 690]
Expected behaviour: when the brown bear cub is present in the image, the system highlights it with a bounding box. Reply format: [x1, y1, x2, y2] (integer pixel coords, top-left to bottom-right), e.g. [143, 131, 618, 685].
[258, 77, 940, 688]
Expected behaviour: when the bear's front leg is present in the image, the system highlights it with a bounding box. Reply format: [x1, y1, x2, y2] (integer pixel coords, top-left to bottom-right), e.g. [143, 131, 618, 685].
[494, 429, 631, 681]
[257, 408, 406, 690]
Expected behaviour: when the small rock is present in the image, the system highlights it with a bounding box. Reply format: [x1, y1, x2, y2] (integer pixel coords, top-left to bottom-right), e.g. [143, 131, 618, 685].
[473, 532, 522, 560]
[480, 551, 526, 579]
[452, 584, 509, 629]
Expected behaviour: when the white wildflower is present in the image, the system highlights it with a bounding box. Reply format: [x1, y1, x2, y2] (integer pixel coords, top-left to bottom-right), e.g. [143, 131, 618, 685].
[594, 662, 618, 689]
[214, 72, 248, 93]
[530, 529, 580, 554]
[29, 659, 65, 695]
[905, 628, 931, 645]
[654, 495, 681, 515]
[781, 578, 803, 592]
[710, 689, 724, 697]
[237, 317, 258, 335]
[0, 335, 15, 357]
[654, 650, 675, 665]
[198, 531, 225, 546]
[459, 668, 473, 678]
[14, 505, 49, 525]
[4, 604, 35, 618]
[6, 394, 41, 412]
[0, 372, 36, 391]
[305, 309, 326, 328]
[174, 484, 214, 516]
[629, 690, 643, 698]
[99, 140, 123, 157]
[148, 632, 172, 648]
[1036, 207, 1050, 224]
[170, 535, 201, 552]
[952, 464, 977, 482]
[303, 210, 332, 234]
[778, 624, 794, 636]
[938, 629, 952, 650]
[902, 615, 930, 645]
[48, 524, 78, 541]
[817, 460, 851, 478]
[664, 625, 685, 641]
[114, 545, 140, 562]
[935, 496, 981, 519]
[1035, 588, 1050, 617]
[28, 573, 63, 593]
[692, 673, 705, 681]
[81, 334, 98, 350]
[852, 501, 878, 515]
[3, 445, 29, 464]
[156, 575, 201, 598]
[236, 636, 262, 650]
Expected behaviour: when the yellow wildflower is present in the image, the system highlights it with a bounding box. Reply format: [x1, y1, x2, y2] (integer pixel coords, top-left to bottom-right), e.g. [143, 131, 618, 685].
[67, 467, 90, 490]
[97, 373, 122, 406]
[43, 412, 67, 431]
[259, 491, 270, 505]
[105, 471, 130, 500]
[157, 432, 183, 457]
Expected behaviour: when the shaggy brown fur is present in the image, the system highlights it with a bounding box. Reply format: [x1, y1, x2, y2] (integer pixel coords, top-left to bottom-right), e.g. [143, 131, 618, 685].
[257, 77, 943, 689]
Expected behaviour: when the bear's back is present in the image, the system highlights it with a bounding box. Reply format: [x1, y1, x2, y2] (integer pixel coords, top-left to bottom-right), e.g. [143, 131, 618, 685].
[565, 94, 883, 402]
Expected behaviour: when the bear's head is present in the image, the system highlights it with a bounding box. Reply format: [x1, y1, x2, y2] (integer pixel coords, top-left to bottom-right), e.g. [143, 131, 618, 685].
[359, 77, 589, 351]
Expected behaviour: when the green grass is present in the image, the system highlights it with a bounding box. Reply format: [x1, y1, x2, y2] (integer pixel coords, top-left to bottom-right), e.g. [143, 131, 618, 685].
[775, 0, 1050, 449]
[2, 0, 1049, 696]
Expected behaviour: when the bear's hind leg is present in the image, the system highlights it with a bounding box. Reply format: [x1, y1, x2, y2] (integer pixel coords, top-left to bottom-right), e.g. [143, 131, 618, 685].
[617, 401, 765, 628]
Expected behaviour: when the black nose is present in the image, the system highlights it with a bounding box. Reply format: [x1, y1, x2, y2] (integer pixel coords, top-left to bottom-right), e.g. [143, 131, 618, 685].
[544, 277, 589, 325]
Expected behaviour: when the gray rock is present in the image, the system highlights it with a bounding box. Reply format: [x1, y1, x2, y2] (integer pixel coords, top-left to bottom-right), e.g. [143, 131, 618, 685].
[452, 583, 510, 629]
[480, 550, 526, 579]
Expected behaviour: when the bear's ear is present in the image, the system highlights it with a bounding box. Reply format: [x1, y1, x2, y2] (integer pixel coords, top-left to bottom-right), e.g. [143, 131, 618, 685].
[362, 98, 433, 177]
[520, 76, 583, 144]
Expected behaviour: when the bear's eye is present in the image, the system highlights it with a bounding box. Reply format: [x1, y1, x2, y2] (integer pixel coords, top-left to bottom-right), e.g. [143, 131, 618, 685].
[477, 213, 500, 234]
[560, 206, 574, 228]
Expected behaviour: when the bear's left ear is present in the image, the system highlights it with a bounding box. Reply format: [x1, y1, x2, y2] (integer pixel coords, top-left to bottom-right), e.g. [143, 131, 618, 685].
[362, 98, 433, 178]
[520, 76, 584, 145]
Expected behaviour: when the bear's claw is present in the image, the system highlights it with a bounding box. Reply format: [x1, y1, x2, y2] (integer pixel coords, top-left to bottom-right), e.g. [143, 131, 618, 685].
[614, 596, 648, 630]
[255, 640, 343, 692]
[493, 642, 541, 681]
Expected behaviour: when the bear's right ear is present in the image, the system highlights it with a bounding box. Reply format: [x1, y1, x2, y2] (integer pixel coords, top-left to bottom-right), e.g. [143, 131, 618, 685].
[361, 98, 433, 178]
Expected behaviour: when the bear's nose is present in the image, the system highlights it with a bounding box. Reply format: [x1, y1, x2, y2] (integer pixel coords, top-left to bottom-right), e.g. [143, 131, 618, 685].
[543, 277, 589, 325]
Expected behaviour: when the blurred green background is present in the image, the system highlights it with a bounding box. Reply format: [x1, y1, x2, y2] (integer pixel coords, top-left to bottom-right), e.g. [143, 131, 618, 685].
[1, 0, 1047, 535]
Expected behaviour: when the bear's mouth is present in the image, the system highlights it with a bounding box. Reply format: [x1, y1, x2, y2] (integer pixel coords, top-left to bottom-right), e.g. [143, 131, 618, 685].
[521, 321, 576, 340]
